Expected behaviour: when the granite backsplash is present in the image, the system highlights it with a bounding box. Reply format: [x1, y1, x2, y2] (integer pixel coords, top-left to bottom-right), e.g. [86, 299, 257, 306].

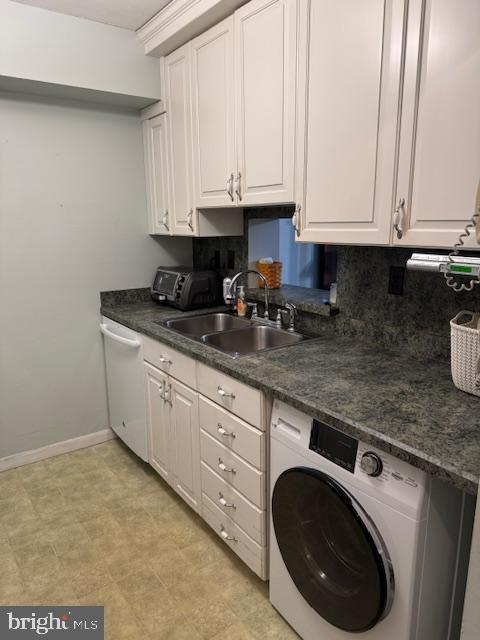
[193, 208, 480, 359]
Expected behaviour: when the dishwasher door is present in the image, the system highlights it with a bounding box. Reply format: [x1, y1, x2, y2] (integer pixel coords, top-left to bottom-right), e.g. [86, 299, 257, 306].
[100, 316, 148, 461]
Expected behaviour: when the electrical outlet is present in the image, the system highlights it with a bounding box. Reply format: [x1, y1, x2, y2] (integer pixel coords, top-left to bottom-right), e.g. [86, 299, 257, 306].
[227, 250, 235, 270]
[388, 266, 405, 296]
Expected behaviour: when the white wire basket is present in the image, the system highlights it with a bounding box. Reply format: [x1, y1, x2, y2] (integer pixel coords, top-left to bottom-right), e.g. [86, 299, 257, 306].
[451, 311, 480, 397]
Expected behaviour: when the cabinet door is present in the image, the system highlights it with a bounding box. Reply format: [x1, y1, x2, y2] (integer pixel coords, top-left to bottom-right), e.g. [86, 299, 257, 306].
[143, 112, 171, 235]
[295, 0, 404, 244]
[164, 44, 196, 235]
[394, 0, 480, 248]
[169, 378, 201, 511]
[191, 17, 236, 208]
[144, 363, 172, 484]
[235, 0, 297, 205]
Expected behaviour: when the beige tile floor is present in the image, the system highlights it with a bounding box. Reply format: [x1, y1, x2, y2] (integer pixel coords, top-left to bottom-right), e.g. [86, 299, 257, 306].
[0, 439, 299, 639]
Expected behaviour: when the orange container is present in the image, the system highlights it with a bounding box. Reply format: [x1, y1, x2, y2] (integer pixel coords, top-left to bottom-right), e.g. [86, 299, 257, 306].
[256, 261, 282, 289]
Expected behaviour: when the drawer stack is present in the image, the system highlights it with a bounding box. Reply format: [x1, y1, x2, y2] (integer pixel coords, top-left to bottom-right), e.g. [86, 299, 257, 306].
[198, 363, 269, 579]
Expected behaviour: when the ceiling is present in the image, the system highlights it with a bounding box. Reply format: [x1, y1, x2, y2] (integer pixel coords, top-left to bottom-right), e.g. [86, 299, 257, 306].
[11, 0, 173, 30]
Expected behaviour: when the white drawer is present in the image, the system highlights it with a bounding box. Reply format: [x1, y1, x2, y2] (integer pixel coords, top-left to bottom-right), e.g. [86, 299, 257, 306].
[202, 493, 267, 580]
[143, 335, 196, 389]
[200, 431, 264, 508]
[197, 362, 264, 429]
[199, 396, 264, 469]
[201, 462, 265, 545]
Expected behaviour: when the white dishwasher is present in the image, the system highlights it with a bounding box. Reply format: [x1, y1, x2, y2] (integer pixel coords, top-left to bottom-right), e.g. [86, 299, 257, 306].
[100, 316, 147, 461]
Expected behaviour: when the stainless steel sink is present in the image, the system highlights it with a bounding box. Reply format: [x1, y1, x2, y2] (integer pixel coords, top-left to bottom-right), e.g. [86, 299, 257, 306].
[164, 312, 250, 337]
[200, 325, 306, 357]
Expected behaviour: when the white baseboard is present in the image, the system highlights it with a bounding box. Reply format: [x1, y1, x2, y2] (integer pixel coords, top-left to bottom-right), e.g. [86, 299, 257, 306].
[0, 429, 117, 473]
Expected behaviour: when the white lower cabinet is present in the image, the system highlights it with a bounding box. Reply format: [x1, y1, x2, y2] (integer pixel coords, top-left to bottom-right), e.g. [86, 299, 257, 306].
[197, 366, 269, 579]
[169, 378, 201, 511]
[143, 336, 269, 579]
[144, 361, 201, 513]
[145, 363, 171, 484]
[201, 462, 265, 544]
[202, 493, 265, 578]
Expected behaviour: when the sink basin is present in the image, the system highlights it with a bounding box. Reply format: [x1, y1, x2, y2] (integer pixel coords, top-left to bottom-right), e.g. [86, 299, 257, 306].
[201, 325, 306, 357]
[164, 312, 250, 337]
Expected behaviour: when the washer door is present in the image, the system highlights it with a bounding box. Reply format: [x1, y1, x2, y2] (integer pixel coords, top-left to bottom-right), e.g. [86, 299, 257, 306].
[272, 467, 394, 633]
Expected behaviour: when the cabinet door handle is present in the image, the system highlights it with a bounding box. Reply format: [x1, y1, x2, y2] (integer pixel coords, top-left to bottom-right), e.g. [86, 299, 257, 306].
[159, 356, 172, 364]
[217, 386, 235, 399]
[218, 492, 236, 509]
[164, 383, 172, 406]
[162, 211, 169, 230]
[217, 423, 235, 438]
[292, 204, 301, 237]
[226, 173, 234, 201]
[220, 525, 237, 542]
[218, 458, 235, 474]
[187, 208, 194, 231]
[393, 198, 405, 239]
[234, 172, 242, 201]
[158, 382, 165, 400]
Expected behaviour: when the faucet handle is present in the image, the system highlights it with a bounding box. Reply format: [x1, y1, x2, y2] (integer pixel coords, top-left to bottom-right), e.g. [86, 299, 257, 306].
[223, 277, 234, 305]
[284, 302, 297, 332]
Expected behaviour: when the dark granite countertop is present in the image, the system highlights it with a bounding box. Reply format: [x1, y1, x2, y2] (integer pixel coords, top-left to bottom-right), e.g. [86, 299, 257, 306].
[101, 297, 480, 494]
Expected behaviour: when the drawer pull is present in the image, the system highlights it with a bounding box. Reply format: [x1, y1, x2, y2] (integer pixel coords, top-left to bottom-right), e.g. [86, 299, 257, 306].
[217, 386, 236, 399]
[220, 525, 237, 542]
[218, 492, 236, 509]
[218, 458, 236, 474]
[159, 356, 172, 364]
[217, 423, 236, 438]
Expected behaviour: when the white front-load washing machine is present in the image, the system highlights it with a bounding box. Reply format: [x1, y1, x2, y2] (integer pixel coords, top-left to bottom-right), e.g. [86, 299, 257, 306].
[269, 401, 472, 640]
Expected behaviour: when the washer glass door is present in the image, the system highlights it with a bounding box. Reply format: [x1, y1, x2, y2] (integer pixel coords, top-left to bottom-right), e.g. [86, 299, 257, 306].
[272, 467, 393, 633]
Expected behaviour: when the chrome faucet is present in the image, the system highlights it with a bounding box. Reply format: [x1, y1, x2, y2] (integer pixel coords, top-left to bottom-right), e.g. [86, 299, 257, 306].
[224, 270, 270, 320]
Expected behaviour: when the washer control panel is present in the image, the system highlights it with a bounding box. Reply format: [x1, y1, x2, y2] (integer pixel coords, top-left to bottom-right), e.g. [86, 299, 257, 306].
[356, 443, 424, 493]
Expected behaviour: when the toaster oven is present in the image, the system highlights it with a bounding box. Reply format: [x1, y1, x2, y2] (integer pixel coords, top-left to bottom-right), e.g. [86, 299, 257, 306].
[151, 267, 219, 311]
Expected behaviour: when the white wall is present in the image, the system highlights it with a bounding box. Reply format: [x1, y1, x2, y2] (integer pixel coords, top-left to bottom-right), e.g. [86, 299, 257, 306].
[0, 0, 161, 99]
[0, 92, 192, 458]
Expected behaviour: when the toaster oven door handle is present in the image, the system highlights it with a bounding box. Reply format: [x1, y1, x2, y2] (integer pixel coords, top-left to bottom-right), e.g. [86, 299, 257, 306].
[100, 324, 141, 348]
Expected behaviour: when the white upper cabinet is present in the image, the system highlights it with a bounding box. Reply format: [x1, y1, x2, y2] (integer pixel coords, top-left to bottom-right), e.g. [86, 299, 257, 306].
[191, 17, 236, 208]
[142, 108, 170, 235]
[393, 0, 480, 248]
[164, 44, 196, 236]
[235, 0, 297, 205]
[294, 0, 404, 245]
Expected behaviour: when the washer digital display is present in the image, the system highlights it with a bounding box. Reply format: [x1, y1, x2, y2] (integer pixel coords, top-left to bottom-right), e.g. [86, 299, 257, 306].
[309, 420, 358, 473]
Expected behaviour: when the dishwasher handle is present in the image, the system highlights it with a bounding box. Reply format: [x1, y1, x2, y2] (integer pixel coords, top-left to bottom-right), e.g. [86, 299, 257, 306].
[100, 323, 141, 348]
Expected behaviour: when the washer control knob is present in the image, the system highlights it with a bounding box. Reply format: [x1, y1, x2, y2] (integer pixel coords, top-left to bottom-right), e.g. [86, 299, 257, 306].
[361, 452, 383, 477]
